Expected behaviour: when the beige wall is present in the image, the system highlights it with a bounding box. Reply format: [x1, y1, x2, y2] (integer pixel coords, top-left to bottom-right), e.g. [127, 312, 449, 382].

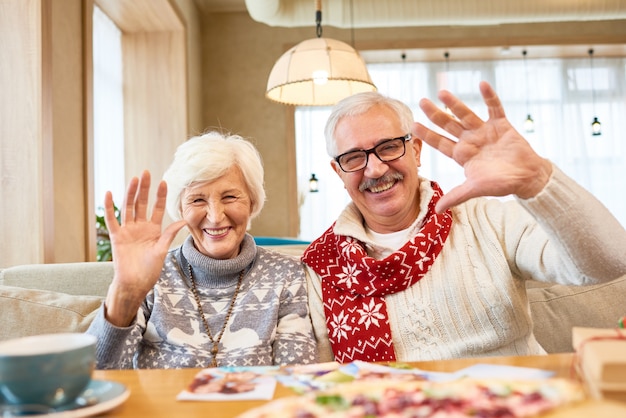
[199, 14, 312, 237]
[198, 13, 626, 238]
[0, 0, 85, 266]
[174, 0, 203, 135]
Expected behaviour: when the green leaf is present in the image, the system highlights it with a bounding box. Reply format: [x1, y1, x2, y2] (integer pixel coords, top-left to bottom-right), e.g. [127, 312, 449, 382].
[95, 203, 120, 262]
[315, 394, 349, 410]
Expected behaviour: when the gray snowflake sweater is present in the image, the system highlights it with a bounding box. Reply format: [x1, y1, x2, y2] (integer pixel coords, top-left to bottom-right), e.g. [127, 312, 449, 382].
[87, 234, 318, 369]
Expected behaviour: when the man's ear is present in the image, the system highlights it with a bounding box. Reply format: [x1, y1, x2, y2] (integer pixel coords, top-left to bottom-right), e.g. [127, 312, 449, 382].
[412, 137, 423, 167]
[330, 159, 342, 176]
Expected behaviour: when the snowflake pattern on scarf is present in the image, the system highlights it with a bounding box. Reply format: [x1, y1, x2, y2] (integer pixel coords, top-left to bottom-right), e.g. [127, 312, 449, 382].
[302, 182, 452, 363]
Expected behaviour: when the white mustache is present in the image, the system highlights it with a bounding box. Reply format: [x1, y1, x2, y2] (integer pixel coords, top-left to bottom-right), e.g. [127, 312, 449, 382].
[359, 172, 404, 192]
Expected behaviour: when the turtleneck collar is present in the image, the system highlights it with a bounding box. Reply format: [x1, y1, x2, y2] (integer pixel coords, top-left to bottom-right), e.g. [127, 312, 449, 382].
[177, 233, 257, 289]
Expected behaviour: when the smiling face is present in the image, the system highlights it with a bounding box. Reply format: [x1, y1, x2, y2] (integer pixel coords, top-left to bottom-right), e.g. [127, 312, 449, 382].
[332, 104, 423, 233]
[181, 165, 252, 260]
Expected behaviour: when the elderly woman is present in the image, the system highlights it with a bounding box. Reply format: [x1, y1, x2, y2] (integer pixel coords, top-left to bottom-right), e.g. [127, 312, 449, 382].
[87, 132, 317, 369]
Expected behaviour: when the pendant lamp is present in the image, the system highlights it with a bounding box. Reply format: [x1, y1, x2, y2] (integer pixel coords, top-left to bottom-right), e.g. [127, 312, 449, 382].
[522, 49, 535, 133]
[588, 48, 602, 136]
[443, 51, 453, 115]
[265, 0, 376, 106]
[308, 173, 319, 192]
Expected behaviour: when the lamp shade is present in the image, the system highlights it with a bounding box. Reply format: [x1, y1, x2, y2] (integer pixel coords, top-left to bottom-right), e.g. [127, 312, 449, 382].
[266, 37, 376, 106]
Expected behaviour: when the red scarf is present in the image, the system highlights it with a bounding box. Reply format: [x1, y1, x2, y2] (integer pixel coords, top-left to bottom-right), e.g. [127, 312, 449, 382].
[302, 182, 452, 363]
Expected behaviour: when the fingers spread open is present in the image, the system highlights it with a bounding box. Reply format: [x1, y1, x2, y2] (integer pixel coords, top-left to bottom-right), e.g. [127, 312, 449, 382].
[133, 170, 151, 221]
[419, 98, 466, 139]
[161, 219, 188, 248]
[122, 176, 140, 224]
[438, 90, 484, 131]
[435, 183, 475, 213]
[479, 81, 506, 120]
[103, 191, 120, 234]
[150, 180, 168, 225]
[414, 122, 455, 159]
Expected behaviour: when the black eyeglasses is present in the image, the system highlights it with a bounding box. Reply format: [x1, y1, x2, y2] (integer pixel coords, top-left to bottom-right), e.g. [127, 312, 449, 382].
[334, 134, 412, 173]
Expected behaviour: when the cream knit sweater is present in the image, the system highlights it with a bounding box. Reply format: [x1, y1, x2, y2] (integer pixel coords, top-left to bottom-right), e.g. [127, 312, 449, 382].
[305, 165, 626, 362]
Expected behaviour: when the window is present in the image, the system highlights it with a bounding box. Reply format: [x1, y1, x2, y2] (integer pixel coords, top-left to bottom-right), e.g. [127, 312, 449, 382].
[295, 107, 349, 240]
[92, 6, 125, 208]
[296, 54, 626, 240]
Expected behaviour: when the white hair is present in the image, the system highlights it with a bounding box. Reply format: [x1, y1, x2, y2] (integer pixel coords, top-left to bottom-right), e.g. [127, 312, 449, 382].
[324, 91, 415, 156]
[162, 131, 266, 222]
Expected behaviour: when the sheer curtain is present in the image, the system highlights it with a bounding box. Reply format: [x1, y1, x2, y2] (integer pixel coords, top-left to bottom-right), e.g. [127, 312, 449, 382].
[296, 55, 626, 240]
[93, 6, 125, 210]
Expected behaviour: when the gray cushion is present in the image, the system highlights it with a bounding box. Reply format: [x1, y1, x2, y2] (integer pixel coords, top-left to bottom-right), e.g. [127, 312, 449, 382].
[0, 285, 103, 342]
[0, 262, 113, 297]
[528, 274, 626, 353]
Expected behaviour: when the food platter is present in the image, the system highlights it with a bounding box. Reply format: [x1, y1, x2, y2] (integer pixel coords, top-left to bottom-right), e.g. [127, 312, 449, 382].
[237, 376, 621, 418]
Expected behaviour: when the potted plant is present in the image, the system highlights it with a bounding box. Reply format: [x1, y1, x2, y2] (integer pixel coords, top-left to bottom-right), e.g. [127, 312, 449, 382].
[95, 204, 120, 261]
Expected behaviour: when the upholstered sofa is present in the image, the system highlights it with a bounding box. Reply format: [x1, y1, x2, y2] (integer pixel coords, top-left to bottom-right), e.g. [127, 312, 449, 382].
[1, 244, 625, 354]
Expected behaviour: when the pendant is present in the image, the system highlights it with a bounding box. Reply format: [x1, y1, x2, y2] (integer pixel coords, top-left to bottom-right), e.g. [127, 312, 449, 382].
[210, 344, 218, 367]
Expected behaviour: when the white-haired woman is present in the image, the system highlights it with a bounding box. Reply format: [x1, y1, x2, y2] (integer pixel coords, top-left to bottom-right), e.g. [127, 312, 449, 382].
[87, 132, 318, 369]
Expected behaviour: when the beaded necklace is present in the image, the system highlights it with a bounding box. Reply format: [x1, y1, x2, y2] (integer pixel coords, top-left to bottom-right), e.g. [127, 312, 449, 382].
[186, 263, 244, 368]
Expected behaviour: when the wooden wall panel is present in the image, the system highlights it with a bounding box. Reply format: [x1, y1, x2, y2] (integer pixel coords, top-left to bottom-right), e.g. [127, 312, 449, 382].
[0, 0, 190, 267]
[50, 0, 87, 262]
[122, 30, 187, 192]
[0, 0, 46, 267]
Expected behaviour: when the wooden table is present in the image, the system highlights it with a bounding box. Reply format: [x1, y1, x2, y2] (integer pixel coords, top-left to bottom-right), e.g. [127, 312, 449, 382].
[92, 353, 626, 417]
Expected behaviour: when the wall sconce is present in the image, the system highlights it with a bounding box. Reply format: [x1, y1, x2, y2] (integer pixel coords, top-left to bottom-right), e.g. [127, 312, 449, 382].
[309, 173, 319, 193]
[588, 48, 602, 136]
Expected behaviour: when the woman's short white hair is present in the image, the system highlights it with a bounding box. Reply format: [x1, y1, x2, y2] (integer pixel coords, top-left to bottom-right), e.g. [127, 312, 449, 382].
[324, 91, 415, 157]
[163, 131, 266, 223]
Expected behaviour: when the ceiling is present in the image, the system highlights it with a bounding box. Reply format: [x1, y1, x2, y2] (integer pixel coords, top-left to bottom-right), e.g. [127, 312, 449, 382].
[193, 0, 246, 13]
[195, 0, 626, 28]
[193, 0, 626, 61]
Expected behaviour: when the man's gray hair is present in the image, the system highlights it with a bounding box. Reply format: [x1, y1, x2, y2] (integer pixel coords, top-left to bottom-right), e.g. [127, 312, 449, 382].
[324, 92, 415, 157]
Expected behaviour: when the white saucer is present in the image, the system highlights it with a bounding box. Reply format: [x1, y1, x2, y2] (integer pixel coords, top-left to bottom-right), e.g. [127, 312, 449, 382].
[53, 379, 129, 417]
[0, 380, 130, 417]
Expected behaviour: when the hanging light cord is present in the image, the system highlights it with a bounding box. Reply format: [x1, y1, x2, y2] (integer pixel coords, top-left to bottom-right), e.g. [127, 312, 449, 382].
[315, 0, 322, 37]
[315, 0, 356, 45]
[589, 48, 596, 114]
[523, 50, 530, 113]
[350, 0, 355, 47]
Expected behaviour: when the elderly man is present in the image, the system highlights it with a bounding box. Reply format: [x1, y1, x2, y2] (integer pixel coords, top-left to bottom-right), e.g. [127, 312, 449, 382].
[302, 81, 626, 363]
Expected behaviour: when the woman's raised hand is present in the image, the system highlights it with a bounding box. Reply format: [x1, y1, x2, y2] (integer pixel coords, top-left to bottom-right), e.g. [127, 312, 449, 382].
[103, 170, 186, 326]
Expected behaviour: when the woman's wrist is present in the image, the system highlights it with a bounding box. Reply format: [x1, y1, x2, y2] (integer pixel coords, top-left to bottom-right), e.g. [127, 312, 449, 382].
[104, 282, 144, 327]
